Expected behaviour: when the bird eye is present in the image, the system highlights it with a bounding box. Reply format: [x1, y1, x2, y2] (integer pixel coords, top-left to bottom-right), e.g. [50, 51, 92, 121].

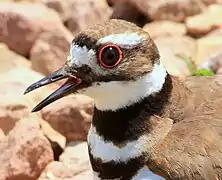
[98, 44, 123, 69]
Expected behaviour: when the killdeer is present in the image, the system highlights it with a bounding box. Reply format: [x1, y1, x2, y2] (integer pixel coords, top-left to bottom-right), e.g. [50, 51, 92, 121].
[24, 19, 222, 180]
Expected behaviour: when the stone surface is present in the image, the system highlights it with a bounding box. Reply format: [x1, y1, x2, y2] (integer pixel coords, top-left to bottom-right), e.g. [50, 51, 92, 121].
[0, 43, 30, 73]
[0, 67, 63, 140]
[129, 0, 220, 22]
[60, 142, 90, 170]
[0, 129, 5, 142]
[72, 170, 93, 180]
[143, 21, 186, 39]
[38, 161, 93, 180]
[0, 67, 57, 108]
[41, 0, 70, 21]
[0, 90, 31, 134]
[186, 4, 222, 37]
[0, 2, 62, 56]
[107, 0, 127, 5]
[38, 142, 91, 180]
[0, 118, 53, 180]
[64, 0, 112, 34]
[30, 24, 72, 75]
[194, 34, 222, 67]
[41, 95, 93, 141]
[110, 1, 146, 27]
[0, 68, 41, 134]
[155, 36, 196, 77]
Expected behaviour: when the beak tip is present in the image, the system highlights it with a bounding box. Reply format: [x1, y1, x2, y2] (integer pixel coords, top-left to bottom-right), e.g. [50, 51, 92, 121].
[23, 85, 34, 95]
[23, 89, 29, 95]
[31, 106, 41, 113]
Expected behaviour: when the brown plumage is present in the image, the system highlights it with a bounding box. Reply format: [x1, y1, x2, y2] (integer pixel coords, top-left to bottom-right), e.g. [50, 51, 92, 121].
[24, 19, 222, 180]
[147, 75, 222, 180]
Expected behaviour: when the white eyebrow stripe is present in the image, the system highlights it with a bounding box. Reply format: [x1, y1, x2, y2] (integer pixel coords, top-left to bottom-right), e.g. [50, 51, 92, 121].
[98, 33, 144, 48]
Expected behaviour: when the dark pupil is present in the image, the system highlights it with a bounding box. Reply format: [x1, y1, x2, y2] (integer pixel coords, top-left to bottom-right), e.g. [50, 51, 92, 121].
[101, 47, 119, 66]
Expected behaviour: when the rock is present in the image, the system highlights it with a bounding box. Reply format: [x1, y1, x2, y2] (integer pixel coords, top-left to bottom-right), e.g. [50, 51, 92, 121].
[207, 28, 222, 36]
[40, 119, 66, 151]
[41, 95, 93, 141]
[155, 36, 196, 77]
[216, 66, 222, 74]
[143, 21, 186, 39]
[129, 0, 220, 22]
[0, 43, 30, 73]
[0, 2, 64, 56]
[38, 161, 92, 180]
[110, 1, 146, 27]
[0, 129, 5, 142]
[64, 0, 112, 34]
[41, 0, 70, 22]
[59, 142, 90, 170]
[39, 142, 91, 180]
[186, 4, 222, 37]
[30, 25, 72, 75]
[72, 170, 93, 180]
[107, 0, 127, 6]
[0, 91, 31, 134]
[0, 67, 59, 134]
[0, 67, 58, 106]
[0, 68, 38, 134]
[0, 118, 53, 180]
[38, 161, 75, 180]
[194, 34, 222, 67]
[0, 67, 68, 153]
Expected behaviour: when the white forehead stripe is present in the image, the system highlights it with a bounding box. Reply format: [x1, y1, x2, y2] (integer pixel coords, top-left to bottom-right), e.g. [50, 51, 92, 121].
[67, 44, 96, 68]
[98, 33, 144, 48]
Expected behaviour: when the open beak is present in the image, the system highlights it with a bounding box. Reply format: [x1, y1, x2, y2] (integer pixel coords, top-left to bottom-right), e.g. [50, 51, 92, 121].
[24, 65, 82, 112]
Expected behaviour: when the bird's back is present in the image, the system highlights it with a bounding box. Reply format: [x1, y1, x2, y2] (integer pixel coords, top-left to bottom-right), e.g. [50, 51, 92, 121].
[148, 75, 222, 180]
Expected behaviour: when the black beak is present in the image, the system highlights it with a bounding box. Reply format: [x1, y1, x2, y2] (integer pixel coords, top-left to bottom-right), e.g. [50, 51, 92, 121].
[24, 66, 82, 112]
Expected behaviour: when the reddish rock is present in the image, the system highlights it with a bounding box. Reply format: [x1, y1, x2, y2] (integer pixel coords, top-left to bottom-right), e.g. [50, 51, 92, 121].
[39, 142, 91, 180]
[0, 92, 31, 134]
[30, 25, 72, 75]
[60, 142, 90, 170]
[0, 2, 64, 56]
[0, 129, 5, 142]
[186, 4, 222, 37]
[0, 68, 59, 134]
[194, 34, 222, 67]
[0, 43, 31, 73]
[65, 0, 112, 34]
[216, 66, 222, 74]
[38, 161, 92, 180]
[0, 67, 58, 106]
[143, 21, 186, 39]
[0, 118, 53, 180]
[107, 0, 127, 6]
[0, 67, 68, 151]
[110, 2, 146, 27]
[154, 36, 196, 77]
[41, 95, 93, 141]
[72, 170, 93, 180]
[41, 0, 70, 21]
[0, 68, 38, 134]
[129, 0, 220, 22]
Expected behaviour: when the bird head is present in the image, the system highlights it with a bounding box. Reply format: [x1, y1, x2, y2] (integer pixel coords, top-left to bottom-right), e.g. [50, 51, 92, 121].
[24, 19, 166, 112]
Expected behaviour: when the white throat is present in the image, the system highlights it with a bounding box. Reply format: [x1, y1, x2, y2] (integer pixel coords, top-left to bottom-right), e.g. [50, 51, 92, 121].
[79, 63, 167, 111]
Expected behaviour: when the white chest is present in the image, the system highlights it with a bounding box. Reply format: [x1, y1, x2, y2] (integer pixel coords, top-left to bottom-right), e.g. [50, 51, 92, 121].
[88, 125, 164, 180]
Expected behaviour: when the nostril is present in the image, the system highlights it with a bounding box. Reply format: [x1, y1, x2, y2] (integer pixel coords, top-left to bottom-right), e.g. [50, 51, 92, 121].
[51, 74, 64, 81]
